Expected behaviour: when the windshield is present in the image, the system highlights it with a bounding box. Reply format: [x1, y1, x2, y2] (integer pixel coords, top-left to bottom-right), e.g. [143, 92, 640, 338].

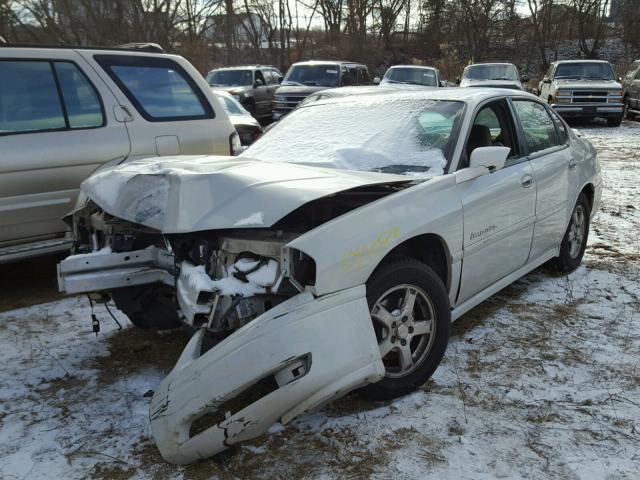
[384, 67, 438, 86]
[282, 65, 340, 87]
[242, 97, 465, 176]
[207, 69, 253, 87]
[216, 94, 247, 116]
[464, 64, 518, 81]
[555, 62, 615, 80]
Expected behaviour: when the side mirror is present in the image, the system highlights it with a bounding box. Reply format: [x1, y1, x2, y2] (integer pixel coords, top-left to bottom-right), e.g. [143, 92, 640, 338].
[457, 146, 510, 183]
[542, 78, 551, 84]
[470, 146, 510, 171]
[521, 74, 530, 82]
[439, 80, 445, 87]
[373, 76, 381, 85]
[276, 76, 283, 84]
[456, 77, 461, 85]
[254, 79, 264, 87]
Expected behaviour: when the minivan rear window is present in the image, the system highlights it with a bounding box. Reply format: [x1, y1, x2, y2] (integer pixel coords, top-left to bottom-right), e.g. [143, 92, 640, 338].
[95, 55, 214, 122]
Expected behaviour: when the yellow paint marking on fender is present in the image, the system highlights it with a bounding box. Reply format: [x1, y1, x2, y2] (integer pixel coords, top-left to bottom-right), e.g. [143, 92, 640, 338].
[341, 227, 400, 272]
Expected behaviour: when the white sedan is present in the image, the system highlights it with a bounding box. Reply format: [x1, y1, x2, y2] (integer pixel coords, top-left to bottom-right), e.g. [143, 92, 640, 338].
[57, 88, 602, 464]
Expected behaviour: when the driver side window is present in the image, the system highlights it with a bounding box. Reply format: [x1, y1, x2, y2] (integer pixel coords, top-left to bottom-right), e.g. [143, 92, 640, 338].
[460, 99, 519, 170]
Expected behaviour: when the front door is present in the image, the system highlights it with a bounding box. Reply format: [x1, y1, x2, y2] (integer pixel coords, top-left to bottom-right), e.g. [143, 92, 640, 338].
[455, 99, 536, 304]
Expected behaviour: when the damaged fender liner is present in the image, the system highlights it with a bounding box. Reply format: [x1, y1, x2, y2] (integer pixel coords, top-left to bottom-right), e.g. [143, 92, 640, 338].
[150, 285, 384, 464]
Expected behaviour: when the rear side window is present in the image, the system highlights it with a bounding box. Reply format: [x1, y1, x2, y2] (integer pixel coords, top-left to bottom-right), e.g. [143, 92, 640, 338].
[548, 109, 568, 145]
[54, 62, 103, 128]
[513, 100, 559, 154]
[95, 55, 213, 122]
[0, 60, 104, 135]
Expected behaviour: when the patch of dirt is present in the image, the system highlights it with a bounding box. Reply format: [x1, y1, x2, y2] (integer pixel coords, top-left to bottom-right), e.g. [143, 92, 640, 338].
[89, 328, 189, 386]
[0, 253, 67, 312]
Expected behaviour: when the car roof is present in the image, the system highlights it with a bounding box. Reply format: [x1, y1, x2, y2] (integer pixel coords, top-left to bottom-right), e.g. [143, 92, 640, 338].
[209, 65, 275, 71]
[388, 65, 437, 70]
[300, 87, 539, 108]
[290, 60, 365, 67]
[553, 59, 611, 64]
[465, 62, 516, 68]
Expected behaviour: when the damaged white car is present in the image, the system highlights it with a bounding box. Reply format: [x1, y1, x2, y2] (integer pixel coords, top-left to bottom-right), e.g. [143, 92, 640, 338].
[57, 89, 602, 464]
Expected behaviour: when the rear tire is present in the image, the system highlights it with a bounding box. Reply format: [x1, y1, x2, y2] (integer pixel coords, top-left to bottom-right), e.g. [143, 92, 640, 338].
[111, 284, 181, 330]
[360, 257, 450, 400]
[551, 193, 590, 273]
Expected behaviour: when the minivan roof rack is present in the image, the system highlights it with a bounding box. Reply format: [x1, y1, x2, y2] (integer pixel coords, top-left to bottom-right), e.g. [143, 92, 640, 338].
[0, 42, 165, 53]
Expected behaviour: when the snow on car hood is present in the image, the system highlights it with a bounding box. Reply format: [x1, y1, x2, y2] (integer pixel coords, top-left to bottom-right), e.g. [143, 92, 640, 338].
[81, 156, 411, 233]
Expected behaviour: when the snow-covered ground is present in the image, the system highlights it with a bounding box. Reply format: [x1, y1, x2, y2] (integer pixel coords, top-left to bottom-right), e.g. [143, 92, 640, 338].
[1, 122, 638, 480]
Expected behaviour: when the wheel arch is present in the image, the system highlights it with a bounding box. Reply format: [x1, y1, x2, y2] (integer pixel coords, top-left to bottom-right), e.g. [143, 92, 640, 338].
[371, 233, 452, 294]
[580, 182, 595, 212]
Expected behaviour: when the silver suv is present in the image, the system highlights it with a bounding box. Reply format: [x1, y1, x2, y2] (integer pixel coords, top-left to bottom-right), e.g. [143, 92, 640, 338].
[0, 45, 237, 263]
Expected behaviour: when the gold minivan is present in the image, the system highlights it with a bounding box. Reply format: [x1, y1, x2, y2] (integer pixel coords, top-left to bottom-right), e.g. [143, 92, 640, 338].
[0, 45, 238, 262]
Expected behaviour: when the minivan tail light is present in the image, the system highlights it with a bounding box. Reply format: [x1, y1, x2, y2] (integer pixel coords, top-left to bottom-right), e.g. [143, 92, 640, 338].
[229, 131, 242, 155]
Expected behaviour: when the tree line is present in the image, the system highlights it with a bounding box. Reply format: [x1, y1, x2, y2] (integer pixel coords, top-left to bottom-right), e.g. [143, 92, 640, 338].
[0, 0, 638, 78]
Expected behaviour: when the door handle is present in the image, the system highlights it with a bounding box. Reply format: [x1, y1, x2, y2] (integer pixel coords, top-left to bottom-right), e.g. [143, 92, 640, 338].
[569, 160, 578, 170]
[521, 174, 534, 188]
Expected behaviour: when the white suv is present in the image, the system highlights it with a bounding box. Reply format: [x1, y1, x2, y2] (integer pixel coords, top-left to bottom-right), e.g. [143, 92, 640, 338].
[0, 45, 238, 263]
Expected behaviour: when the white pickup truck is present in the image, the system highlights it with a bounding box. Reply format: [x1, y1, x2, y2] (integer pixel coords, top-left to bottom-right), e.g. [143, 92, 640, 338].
[57, 88, 602, 464]
[538, 60, 624, 126]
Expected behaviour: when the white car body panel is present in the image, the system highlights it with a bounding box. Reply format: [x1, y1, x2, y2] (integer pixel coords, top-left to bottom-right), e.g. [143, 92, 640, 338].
[150, 285, 384, 464]
[56, 88, 603, 464]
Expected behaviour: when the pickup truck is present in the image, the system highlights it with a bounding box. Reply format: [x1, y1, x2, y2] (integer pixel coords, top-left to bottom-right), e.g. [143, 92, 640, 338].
[538, 60, 624, 126]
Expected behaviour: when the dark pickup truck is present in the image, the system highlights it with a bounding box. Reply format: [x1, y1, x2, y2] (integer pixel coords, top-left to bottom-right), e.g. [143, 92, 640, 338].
[272, 60, 370, 120]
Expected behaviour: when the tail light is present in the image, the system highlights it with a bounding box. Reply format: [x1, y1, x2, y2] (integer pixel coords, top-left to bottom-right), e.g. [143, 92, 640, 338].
[229, 131, 242, 155]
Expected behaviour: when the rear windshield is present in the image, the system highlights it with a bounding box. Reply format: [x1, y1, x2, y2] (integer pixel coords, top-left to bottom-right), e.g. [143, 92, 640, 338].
[243, 97, 465, 176]
[464, 64, 518, 81]
[384, 68, 438, 86]
[282, 65, 340, 87]
[555, 62, 615, 80]
[207, 69, 253, 87]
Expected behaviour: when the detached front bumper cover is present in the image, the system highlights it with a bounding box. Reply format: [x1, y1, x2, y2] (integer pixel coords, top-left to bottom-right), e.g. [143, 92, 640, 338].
[150, 285, 384, 464]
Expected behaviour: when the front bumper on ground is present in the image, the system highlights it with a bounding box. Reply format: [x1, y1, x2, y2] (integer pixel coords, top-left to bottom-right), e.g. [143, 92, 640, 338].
[150, 285, 385, 464]
[551, 103, 624, 118]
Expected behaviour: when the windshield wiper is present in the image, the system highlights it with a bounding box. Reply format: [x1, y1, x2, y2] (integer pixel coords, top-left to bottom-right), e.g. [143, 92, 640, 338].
[586, 76, 613, 80]
[282, 81, 303, 86]
[489, 77, 514, 81]
[555, 75, 581, 79]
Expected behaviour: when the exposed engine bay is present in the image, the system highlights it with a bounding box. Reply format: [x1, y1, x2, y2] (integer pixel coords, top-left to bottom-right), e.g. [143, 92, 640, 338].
[59, 180, 408, 334]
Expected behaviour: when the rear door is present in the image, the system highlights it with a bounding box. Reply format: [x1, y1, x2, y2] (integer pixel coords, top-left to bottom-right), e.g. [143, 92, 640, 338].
[511, 99, 570, 260]
[85, 52, 232, 157]
[455, 98, 536, 303]
[0, 49, 129, 246]
[256, 69, 276, 115]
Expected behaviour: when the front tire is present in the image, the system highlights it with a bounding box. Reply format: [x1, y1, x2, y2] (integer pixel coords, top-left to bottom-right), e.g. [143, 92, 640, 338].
[111, 284, 181, 330]
[552, 193, 590, 273]
[360, 257, 450, 400]
[607, 115, 623, 127]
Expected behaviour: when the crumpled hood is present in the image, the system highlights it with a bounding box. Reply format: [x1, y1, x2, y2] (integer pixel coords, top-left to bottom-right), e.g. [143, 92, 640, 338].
[553, 79, 621, 90]
[460, 79, 522, 89]
[81, 156, 410, 233]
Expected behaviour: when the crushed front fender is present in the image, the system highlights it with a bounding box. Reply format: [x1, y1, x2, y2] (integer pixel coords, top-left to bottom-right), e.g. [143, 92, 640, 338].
[150, 285, 384, 464]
